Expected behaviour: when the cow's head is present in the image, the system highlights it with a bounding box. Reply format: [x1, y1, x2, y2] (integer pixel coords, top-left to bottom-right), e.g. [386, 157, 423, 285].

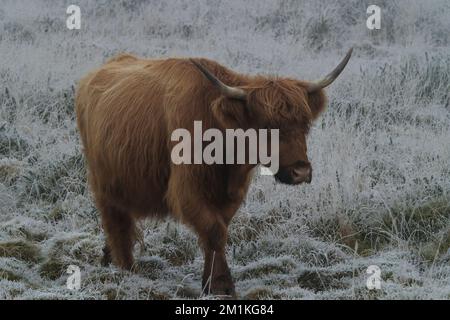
[191, 49, 352, 185]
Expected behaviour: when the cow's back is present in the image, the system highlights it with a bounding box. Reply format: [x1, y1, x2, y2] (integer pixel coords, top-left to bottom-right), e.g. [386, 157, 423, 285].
[76, 54, 176, 216]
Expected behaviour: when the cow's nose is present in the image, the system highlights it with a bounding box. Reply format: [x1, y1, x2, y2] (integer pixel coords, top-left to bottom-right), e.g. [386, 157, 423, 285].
[292, 165, 312, 184]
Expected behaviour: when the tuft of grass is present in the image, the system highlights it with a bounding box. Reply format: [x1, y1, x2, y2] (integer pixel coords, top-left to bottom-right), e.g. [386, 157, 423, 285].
[71, 239, 101, 264]
[33, 88, 75, 124]
[20, 229, 48, 243]
[134, 256, 167, 280]
[243, 287, 280, 300]
[229, 208, 290, 243]
[305, 213, 386, 257]
[352, 287, 386, 300]
[38, 258, 66, 280]
[0, 240, 41, 263]
[147, 290, 171, 300]
[47, 205, 64, 221]
[86, 270, 123, 285]
[152, 225, 198, 266]
[44, 233, 100, 265]
[102, 286, 127, 300]
[315, 198, 450, 258]
[174, 286, 200, 299]
[20, 153, 86, 204]
[158, 246, 195, 267]
[296, 269, 353, 292]
[305, 16, 331, 51]
[0, 268, 23, 281]
[420, 228, 450, 262]
[237, 257, 296, 280]
[0, 126, 29, 159]
[0, 87, 18, 123]
[383, 199, 450, 244]
[0, 158, 23, 185]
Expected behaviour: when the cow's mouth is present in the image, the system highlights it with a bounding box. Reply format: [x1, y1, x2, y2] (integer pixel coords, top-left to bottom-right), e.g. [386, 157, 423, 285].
[274, 164, 312, 185]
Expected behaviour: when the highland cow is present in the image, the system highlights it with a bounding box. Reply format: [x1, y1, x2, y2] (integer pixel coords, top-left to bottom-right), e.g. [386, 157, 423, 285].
[75, 49, 352, 298]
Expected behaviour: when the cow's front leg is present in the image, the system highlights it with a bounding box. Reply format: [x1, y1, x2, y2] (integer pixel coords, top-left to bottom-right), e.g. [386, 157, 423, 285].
[191, 216, 235, 298]
[202, 221, 235, 298]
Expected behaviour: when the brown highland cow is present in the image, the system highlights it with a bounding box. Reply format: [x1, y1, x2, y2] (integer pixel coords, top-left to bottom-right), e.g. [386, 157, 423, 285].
[75, 49, 352, 298]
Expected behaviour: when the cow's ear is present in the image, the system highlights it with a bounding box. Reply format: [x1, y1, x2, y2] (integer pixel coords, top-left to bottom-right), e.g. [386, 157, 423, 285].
[307, 90, 328, 120]
[211, 97, 250, 128]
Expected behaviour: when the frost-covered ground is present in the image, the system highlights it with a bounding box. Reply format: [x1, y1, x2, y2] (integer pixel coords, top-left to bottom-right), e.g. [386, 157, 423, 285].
[0, 0, 449, 300]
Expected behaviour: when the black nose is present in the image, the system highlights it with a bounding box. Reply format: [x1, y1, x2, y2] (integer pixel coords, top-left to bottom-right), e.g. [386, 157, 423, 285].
[275, 165, 312, 185]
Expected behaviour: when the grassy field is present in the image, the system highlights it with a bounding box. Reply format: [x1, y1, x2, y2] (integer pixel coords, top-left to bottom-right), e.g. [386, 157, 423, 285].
[0, 0, 449, 299]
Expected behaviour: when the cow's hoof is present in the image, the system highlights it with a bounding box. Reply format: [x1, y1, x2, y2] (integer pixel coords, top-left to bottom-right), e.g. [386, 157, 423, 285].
[101, 245, 112, 266]
[209, 275, 237, 299]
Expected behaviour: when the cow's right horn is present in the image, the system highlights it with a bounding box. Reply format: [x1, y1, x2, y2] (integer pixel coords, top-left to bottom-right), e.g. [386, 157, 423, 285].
[306, 48, 353, 93]
[190, 59, 247, 100]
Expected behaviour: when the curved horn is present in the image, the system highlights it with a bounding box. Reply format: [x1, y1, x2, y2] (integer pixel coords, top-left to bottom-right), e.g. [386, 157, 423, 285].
[190, 59, 246, 100]
[306, 48, 353, 93]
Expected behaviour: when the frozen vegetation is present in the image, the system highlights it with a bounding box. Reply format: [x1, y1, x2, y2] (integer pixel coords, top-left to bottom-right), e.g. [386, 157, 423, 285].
[0, 0, 449, 299]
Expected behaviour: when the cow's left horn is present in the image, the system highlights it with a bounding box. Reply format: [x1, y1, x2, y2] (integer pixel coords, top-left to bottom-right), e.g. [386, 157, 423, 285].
[306, 48, 353, 93]
[190, 59, 247, 100]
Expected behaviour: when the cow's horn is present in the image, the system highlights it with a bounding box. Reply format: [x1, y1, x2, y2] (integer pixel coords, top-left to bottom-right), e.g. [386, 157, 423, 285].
[190, 59, 247, 100]
[306, 48, 353, 93]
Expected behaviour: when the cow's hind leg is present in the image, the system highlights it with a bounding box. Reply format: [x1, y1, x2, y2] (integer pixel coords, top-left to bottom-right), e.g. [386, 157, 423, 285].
[99, 204, 136, 270]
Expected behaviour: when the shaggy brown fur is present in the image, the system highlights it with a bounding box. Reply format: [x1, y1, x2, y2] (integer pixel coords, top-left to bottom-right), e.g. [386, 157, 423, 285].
[75, 54, 327, 297]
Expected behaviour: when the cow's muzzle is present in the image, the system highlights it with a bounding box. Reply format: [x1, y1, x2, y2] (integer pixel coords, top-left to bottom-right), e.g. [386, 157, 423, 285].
[275, 162, 312, 185]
